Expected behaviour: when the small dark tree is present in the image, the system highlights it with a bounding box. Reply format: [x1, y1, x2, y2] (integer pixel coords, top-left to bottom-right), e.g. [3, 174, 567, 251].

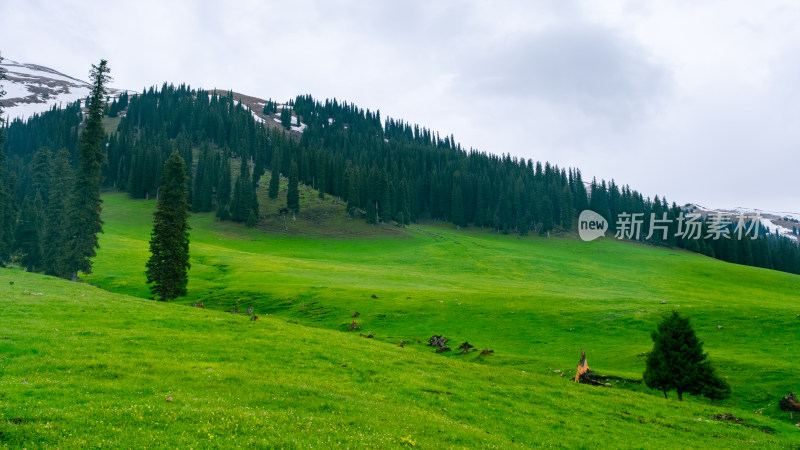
[268, 144, 281, 201]
[268, 166, 280, 200]
[699, 362, 731, 405]
[216, 153, 232, 220]
[643, 310, 726, 401]
[146, 151, 190, 300]
[280, 107, 292, 130]
[245, 210, 258, 228]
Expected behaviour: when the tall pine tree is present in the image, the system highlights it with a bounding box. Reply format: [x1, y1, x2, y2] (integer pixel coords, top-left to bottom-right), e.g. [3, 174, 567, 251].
[63, 60, 111, 281]
[146, 151, 190, 300]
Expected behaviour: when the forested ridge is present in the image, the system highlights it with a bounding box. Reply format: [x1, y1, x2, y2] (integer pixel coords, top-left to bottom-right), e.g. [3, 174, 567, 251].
[1, 83, 799, 276]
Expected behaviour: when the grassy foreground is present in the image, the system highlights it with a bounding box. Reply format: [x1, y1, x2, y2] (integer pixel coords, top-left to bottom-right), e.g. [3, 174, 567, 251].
[85, 192, 800, 414]
[1, 269, 797, 448]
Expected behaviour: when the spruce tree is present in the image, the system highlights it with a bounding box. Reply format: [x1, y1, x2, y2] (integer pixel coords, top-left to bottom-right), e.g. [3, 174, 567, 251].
[280, 107, 292, 130]
[30, 147, 53, 204]
[643, 310, 727, 401]
[699, 361, 731, 405]
[452, 184, 464, 228]
[63, 60, 111, 281]
[287, 161, 299, 216]
[268, 145, 281, 200]
[268, 165, 280, 200]
[230, 158, 258, 223]
[15, 193, 44, 272]
[43, 149, 75, 277]
[146, 151, 190, 300]
[560, 185, 573, 231]
[216, 152, 232, 220]
[316, 151, 326, 199]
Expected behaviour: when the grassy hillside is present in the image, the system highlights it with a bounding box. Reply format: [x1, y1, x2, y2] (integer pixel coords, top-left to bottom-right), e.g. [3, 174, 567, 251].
[79, 190, 800, 420]
[1, 270, 797, 448]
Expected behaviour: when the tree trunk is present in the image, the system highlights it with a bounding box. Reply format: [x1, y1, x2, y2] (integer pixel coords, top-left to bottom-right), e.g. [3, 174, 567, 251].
[574, 349, 589, 382]
[677, 391, 683, 401]
[71, 270, 78, 282]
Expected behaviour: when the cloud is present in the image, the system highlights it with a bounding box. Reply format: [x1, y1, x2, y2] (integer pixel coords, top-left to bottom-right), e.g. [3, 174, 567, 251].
[460, 24, 671, 126]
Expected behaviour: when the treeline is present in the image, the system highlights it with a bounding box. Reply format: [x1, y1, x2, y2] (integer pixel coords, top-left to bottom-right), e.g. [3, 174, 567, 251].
[292, 94, 586, 232]
[2, 83, 799, 275]
[0, 59, 111, 280]
[582, 181, 800, 274]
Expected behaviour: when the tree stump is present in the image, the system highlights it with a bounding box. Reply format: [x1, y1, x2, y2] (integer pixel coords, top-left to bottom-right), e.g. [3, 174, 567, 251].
[574, 349, 604, 386]
[347, 319, 359, 331]
[780, 392, 800, 412]
[574, 349, 589, 382]
[429, 335, 449, 348]
[458, 342, 474, 354]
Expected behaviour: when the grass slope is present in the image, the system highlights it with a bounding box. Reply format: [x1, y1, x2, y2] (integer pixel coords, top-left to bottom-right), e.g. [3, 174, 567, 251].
[1, 270, 797, 448]
[85, 192, 800, 417]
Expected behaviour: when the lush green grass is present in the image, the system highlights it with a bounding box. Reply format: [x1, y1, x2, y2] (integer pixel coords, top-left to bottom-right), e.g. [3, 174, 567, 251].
[1, 270, 797, 448]
[3, 188, 800, 446]
[85, 192, 800, 414]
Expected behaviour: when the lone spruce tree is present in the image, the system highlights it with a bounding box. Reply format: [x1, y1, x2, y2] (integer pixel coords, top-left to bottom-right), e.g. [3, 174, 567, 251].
[644, 310, 730, 402]
[146, 151, 190, 300]
[64, 59, 111, 281]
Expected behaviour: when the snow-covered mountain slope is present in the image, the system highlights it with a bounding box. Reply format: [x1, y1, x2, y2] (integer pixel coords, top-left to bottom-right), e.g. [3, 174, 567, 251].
[685, 203, 799, 241]
[0, 58, 123, 121]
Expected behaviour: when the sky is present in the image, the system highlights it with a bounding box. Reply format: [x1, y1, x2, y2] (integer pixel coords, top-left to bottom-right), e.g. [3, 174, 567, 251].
[1, 0, 799, 213]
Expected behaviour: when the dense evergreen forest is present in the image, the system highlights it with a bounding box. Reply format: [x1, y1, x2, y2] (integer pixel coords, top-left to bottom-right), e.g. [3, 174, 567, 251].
[1, 83, 799, 276]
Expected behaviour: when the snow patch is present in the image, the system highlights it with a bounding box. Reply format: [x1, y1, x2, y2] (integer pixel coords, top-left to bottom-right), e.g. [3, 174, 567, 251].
[685, 203, 799, 242]
[250, 110, 264, 124]
[1, 59, 128, 121]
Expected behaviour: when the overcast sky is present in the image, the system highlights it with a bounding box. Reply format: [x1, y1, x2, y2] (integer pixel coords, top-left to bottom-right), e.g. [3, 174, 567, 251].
[2, 0, 799, 212]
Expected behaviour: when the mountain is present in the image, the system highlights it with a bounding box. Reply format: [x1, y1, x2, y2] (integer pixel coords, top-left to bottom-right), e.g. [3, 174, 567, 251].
[685, 203, 800, 242]
[2, 60, 799, 275]
[0, 58, 124, 121]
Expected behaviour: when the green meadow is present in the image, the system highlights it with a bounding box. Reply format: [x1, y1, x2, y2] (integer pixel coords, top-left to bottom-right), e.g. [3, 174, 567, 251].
[2, 188, 800, 447]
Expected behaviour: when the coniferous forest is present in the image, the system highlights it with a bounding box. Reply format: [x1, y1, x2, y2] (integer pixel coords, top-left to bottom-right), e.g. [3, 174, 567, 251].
[1, 83, 799, 278]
